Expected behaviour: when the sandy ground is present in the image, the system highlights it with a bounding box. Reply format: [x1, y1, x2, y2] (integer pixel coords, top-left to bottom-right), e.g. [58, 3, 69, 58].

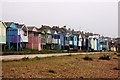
[2, 53, 119, 78]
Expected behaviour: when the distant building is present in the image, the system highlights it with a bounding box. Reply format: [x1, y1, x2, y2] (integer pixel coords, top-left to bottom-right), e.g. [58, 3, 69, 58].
[38, 25, 52, 50]
[89, 33, 100, 51]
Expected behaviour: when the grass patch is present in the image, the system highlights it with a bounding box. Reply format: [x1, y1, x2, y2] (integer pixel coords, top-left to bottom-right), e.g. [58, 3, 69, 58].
[21, 57, 29, 61]
[2, 49, 64, 55]
[99, 55, 110, 60]
[39, 49, 62, 54]
[33, 56, 41, 60]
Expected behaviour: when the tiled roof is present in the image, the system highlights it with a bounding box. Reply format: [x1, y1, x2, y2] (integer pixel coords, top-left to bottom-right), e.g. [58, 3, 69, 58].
[22, 25, 28, 31]
[27, 26, 38, 32]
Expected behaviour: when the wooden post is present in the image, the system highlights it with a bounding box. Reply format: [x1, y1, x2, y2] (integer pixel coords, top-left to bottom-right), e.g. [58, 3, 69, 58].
[0, 44, 2, 55]
[17, 35, 18, 51]
[8, 36, 10, 50]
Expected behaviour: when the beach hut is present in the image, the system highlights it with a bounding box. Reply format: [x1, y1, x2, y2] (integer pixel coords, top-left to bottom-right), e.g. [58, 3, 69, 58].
[51, 26, 61, 50]
[26, 26, 42, 51]
[99, 36, 110, 51]
[109, 39, 117, 52]
[0, 21, 7, 51]
[39, 25, 52, 49]
[5, 22, 28, 51]
[71, 30, 78, 50]
[78, 31, 85, 51]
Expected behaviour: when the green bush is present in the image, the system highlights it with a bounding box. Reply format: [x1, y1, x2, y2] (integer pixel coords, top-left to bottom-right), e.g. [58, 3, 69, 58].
[39, 49, 62, 54]
[34, 56, 41, 60]
[83, 56, 93, 60]
[99, 55, 110, 60]
[21, 57, 29, 61]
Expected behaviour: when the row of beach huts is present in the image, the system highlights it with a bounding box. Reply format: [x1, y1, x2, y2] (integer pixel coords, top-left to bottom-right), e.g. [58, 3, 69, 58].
[0, 21, 119, 52]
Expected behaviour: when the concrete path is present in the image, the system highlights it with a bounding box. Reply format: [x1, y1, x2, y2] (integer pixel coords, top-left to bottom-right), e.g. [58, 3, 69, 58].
[0, 52, 114, 61]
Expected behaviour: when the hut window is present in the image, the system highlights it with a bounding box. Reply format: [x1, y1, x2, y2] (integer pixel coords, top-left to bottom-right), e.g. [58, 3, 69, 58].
[24, 31, 27, 36]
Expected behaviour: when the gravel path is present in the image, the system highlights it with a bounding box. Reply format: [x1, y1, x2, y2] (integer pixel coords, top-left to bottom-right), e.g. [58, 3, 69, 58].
[0, 52, 114, 61]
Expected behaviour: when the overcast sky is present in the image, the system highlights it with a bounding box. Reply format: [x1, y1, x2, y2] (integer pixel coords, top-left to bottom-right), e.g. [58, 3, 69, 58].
[1, 0, 119, 38]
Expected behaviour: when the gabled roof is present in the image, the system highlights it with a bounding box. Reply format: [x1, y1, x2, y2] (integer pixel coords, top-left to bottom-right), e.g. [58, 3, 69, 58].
[16, 24, 23, 28]
[4, 22, 14, 28]
[27, 27, 34, 31]
[60, 27, 67, 33]
[85, 32, 89, 37]
[15, 23, 27, 31]
[52, 26, 60, 33]
[37, 28, 42, 32]
[93, 34, 100, 36]
[22, 25, 28, 31]
[89, 33, 93, 36]
[71, 30, 78, 35]
[0, 21, 7, 28]
[38, 25, 52, 34]
[40, 25, 51, 29]
[51, 29, 56, 34]
[27, 26, 38, 32]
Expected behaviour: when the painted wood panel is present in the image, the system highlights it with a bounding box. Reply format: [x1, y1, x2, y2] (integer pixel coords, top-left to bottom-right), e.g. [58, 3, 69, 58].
[69, 36, 73, 45]
[85, 38, 89, 50]
[41, 34, 46, 45]
[19, 30, 28, 42]
[73, 36, 78, 46]
[46, 34, 52, 43]
[7, 27, 20, 43]
[78, 35, 82, 47]
[94, 39, 97, 50]
[65, 37, 69, 46]
[26, 34, 42, 51]
[91, 38, 94, 50]
[52, 34, 60, 44]
[60, 33, 64, 46]
[0, 22, 6, 44]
